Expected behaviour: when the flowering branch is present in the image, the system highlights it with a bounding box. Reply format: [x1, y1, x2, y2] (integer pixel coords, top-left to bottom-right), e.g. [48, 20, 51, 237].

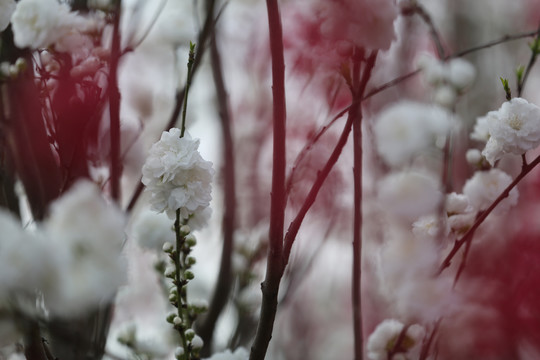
[125, 0, 219, 213]
[363, 29, 538, 102]
[438, 153, 540, 275]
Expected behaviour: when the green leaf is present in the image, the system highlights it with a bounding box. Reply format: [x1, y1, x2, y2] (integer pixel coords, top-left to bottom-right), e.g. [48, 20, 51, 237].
[500, 77, 512, 100]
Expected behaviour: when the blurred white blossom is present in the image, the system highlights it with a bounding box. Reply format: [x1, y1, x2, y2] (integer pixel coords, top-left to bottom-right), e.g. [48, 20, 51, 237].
[374, 101, 455, 167]
[463, 169, 518, 214]
[132, 209, 175, 251]
[0, 210, 60, 302]
[142, 128, 214, 226]
[417, 54, 476, 90]
[11, 0, 91, 49]
[0, 0, 15, 31]
[44, 180, 126, 317]
[481, 98, 540, 165]
[377, 170, 442, 221]
[470, 115, 490, 143]
[204, 347, 249, 360]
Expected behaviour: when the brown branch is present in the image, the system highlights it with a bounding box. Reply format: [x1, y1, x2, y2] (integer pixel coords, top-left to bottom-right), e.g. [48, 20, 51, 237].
[249, 0, 287, 358]
[449, 30, 538, 59]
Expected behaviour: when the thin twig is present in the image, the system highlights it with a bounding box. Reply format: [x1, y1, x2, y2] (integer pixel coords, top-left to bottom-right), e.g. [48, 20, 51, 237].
[419, 319, 441, 360]
[449, 30, 539, 59]
[123, 0, 168, 54]
[517, 25, 540, 96]
[285, 106, 350, 198]
[387, 324, 411, 360]
[109, 1, 122, 203]
[453, 231, 473, 286]
[402, 4, 446, 58]
[282, 52, 377, 269]
[196, 5, 237, 353]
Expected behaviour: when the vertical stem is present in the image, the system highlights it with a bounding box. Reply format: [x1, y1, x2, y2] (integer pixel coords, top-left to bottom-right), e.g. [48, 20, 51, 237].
[109, 0, 122, 203]
[174, 210, 189, 355]
[351, 78, 363, 360]
[181, 44, 196, 138]
[250, 0, 286, 358]
[23, 322, 47, 360]
[351, 50, 377, 360]
[197, 12, 237, 354]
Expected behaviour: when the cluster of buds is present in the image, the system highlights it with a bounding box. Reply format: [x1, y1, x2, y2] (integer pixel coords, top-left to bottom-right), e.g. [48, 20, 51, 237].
[163, 223, 207, 360]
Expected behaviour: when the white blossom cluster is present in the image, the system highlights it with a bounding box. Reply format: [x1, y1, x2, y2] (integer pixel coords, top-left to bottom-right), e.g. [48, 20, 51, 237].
[10, 0, 99, 50]
[142, 128, 214, 228]
[0, 180, 126, 318]
[417, 54, 476, 107]
[472, 98, 540, 165]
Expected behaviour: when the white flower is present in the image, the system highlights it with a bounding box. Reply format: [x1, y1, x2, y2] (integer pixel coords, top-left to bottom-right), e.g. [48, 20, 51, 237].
[191, 334, 204, 349]
[446, 192, 470, 215]
[0, 0, 15, 31]
[470, 115, 490, 142]
[446, 57, 476, 90]
[433, 84, 457, 108]
[203, 347, 249, 360]
[377, 170, 442, 221]
[132, 209, 175, 251]
[445, 192, 476, 234]
[0, 210, 60, 301]
[481, 98, 540, 165]
[11, 0, 88, 49]
[374, 101, 455, 167]
[366, 319, 424, 360]
[465, 148, 483, 165]
[462, 169, 518, 214]
[44, 180, 126, 317]
[417, 54, 476, 90]
[412, 215, 442, 240]
[142, 128, 214, 226]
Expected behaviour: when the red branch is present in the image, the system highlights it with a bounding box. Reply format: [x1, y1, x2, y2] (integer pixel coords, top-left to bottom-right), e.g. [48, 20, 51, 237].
[108, 2, 122, 203]
[249, 0, 287, 358]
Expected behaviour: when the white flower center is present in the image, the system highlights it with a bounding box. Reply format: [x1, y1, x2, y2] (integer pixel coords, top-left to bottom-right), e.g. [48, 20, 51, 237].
[508, 114, 522, 131]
